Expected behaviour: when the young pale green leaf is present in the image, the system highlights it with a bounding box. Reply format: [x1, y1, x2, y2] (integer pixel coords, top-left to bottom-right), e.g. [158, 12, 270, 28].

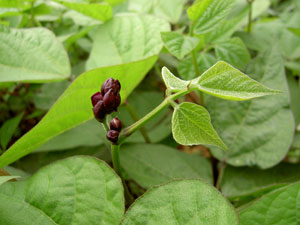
[54, 0, 112, 22]
[0, 112, 23, 150]
[221, 163, 300, 201]
[208, 46, 294, 168]
[0, 28, 70, 83]
[120, 144, 212, 188]
[0, 56, 157, 169]
[162, 66, 189, 92]
[239, 182, 300, 225]
[0, 176, 19, 187]
[192, 61, 280, 101]
[215, 37, 251, 70]
[161, 32, 199, 59]
[87, 14, 169, 69]
[187, 0, 235, 34]
[172, 102, 227, 150]
[121, 179, 239, 225]
[128, 0, 184, 23]
[0, 156, 124, 225]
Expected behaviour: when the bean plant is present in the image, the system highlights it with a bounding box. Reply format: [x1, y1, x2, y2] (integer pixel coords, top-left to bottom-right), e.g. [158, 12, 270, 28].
[0, 0, 300, 224]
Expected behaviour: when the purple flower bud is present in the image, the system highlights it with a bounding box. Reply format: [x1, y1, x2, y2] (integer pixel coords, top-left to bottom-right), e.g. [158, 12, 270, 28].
[91, 92, 103, 107]
[101, 78, 121, 95]
[92, 100, 106, 122]
[103, 89, 121, 113]
[106, 130, 119, 144]
[110, 118, 122, 132]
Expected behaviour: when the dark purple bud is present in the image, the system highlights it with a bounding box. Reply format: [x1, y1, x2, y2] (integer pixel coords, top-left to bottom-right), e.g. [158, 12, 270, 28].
[92, 100, 106, 122]
[103, 89, 121, 113]
[110, 118, 122, 132]
[101, 78, 121, 95]
[91, 92, 103, 107]
[106, 130, 119, 144]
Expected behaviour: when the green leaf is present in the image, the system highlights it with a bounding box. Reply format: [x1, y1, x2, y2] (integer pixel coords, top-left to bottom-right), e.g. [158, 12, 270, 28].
[0, 156, 124, 225]
[239, 182, 300, 225]
[120, 144, 212, 188]
[54, 0, 112, 22]
[121, 179, 239, 225]
[0, 176, 18, 186]
[0, 28, 70, 83]
[0, 56, 157, 168]
[33, 80, 70, 110]
[192, 61, 280, 101]
[162, 66, 189, 92]
[187, 0, 235, 34]
[36, 119, 103, 152]
[287, 74, 300, 126]
[87, 14, 170, 69]
[178, 53, 217, 80]
[0, 112, 23, 150]
[288, 27, 300, 38]
[221, 163, 300, 202]
[208, 46, 295, 168]
[128, 0, 184, 23]
[172, 102, 227, 150]
[161, 32, 199, 59]
[215, 38, 251, 70]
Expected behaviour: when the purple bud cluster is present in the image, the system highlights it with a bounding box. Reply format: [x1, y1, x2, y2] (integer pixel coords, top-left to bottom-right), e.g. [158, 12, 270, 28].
[106, 118, 122, 144]
[91, 78, 121, 122]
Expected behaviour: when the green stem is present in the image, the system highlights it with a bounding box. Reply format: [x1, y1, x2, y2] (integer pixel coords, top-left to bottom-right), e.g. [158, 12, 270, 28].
[30, 1, 35, 27]
[111, 144, 134, 205]
[121, 90, 189, 140]
[125, 102, 151, 143]
[111, 144, 122, 176]
[247, 0, 253, 33]
[216, 162, 226, 190]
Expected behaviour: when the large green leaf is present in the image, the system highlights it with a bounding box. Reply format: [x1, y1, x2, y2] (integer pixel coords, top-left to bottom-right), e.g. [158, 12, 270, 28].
[161, 32, 199, 59]
[287, 74, 300, 127]
[121, 179, 239, 225]
[208, 46, 295, 168]
[36, 119, 103, 152]
[187, 0, 235, 35]
[178, 53, 217, 80]
[0, 156, 124, 225]
[215, 38, 250, 70]
[221, 163, 300, 201]
[172, 102, 227, 150]
[55, 0, 112, 22]
[0, 56, 157, 168]
[0, 112, 23, 150]
[128, 0, 184, 23]
[0, 27, 70, 83]
[239, 182, 300, 225]
[120, 144, 212, 188]
[87, 14, 169, 69]
[191, 61, 280, 101]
